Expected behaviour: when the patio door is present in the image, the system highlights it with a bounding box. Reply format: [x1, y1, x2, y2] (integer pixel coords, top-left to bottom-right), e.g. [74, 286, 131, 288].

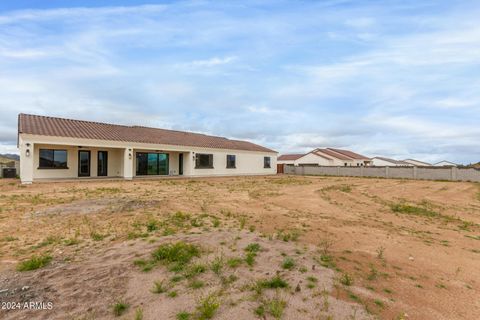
[179, 153, 183, 175]
[97, 151, 108, 176]
[78, 150, 91, 177]
[136, 152, 169, 176]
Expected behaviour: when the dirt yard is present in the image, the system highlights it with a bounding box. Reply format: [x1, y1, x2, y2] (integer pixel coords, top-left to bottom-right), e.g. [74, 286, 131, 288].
[0, 175, 479, 319]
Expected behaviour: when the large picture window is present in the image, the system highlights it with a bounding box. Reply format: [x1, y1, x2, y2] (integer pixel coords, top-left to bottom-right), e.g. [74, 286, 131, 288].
[226, 155, 236, 169]
[39, 149, 68, 169]
[195, 154, 213, 169]
[264, 156, 271, 168]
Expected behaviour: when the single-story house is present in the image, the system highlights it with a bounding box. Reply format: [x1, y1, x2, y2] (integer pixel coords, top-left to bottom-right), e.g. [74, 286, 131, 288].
[403, 159, 432, 166]
[371, 157, 413, 167]
[434, 160, 458, 167]
[18, 114, 277, 184]
[277, 148, 371, 168]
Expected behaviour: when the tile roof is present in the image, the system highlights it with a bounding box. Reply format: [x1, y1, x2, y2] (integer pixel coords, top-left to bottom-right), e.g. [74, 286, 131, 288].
[18, 114, 276, 153]
[278, 154, 305, 161]
[315, 148, 353, 160]
[373, 156, 411, 165]
[327, 148, 370, 160]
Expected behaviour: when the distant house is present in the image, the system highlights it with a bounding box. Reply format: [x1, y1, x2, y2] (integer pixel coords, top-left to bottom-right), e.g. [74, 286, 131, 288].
[17, 114, 277, 184]
[403, 159, 432, 166]
[434, 160, 458, 167]
[278, 148, 371, 168]
[371, 157, 413, 167]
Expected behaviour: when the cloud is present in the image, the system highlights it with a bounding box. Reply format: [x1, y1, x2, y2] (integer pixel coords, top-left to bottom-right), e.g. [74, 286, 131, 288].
[0, 1, 479, 164]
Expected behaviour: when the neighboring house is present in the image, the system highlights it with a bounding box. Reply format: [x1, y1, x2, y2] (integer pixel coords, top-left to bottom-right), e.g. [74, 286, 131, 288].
[278, 148, 371, 167]
[434, 160, 458, 167]
[403, 159, 432, 166]
[17, 114, 277, 184]
[277, 154, 304, 165]
[371, 157, 413, 167]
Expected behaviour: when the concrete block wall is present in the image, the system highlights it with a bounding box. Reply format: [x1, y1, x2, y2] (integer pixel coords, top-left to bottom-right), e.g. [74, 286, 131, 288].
[286, 165, 480, 182]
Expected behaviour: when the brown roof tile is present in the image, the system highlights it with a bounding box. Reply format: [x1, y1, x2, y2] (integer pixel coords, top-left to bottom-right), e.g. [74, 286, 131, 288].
[18, 114, 276, 153]
[315, 148, 352, 160]
[278, 154, 305, 161]
[327, 148, 370, 160]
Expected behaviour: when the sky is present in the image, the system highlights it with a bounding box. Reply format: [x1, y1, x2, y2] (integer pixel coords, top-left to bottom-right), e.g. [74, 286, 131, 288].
[1, 1, 480, 164]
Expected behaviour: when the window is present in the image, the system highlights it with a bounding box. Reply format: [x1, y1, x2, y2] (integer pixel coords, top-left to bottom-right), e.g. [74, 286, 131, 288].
[195, 154, 213, 169]
[226, 155, 236, 168]
[136, 152, 169, 176]
[39, 149, 68, 169]
[264, 156, 271, 168]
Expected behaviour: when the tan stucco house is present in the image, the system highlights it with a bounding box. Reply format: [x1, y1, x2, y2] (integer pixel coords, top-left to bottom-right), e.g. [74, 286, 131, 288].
[18, 114, 277, 184]
[278, 148, 371, 168]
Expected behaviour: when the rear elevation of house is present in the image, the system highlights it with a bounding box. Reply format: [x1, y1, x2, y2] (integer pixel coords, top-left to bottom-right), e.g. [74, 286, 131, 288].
[17, 114, 277, 184]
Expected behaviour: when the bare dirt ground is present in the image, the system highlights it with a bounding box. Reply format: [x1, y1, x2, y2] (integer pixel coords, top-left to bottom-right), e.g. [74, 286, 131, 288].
[0, 175, 479, 319]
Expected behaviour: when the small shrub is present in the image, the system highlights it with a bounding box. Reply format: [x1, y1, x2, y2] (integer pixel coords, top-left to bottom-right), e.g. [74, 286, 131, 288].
[245, 252, 256, 266]
[254, 304, 265, 317]
[168, 291, 178, 298]
[245, 243, 261, 253]
[390, 203, 438, 217]
[90, 232, 105, 241]
[17, 255, 52, 271]
[281, 257, 296, 270]
[151, 280, 167, 294]
[196, 294, 220, 320]
[227, 257, 243, 268]
[113, 301, 129, 317]
[146, 220, 158, 232]
[184, 263, 207, 278]
[374, 299, 384, 308]
[189, 279, 205, 289]
[258, 276, 289, 289]
[135, 307, 144, 320]
[152, 242, 200, 271]
[339, 273, 353, 286]
[268, 297, 286, 319]
[211, 256, 224, 275]
[176, 312, 191, 320]
[212, 217, 220, 228]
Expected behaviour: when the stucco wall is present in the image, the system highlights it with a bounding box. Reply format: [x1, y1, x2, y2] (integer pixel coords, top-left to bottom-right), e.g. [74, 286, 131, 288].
[19, 133, 277, 182]
[32, 144, 124, 180]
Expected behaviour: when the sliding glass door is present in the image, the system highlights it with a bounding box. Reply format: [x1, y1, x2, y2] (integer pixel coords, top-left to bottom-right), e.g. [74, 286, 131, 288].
[136, 152, 169, 176]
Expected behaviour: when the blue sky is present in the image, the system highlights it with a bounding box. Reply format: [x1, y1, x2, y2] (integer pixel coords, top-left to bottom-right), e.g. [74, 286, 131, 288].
[1, 1, 479, 164]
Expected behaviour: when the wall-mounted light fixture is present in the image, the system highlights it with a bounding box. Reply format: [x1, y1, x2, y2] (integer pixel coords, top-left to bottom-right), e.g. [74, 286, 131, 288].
[25, 143, 31, 157]
[128, 148, 132, 159]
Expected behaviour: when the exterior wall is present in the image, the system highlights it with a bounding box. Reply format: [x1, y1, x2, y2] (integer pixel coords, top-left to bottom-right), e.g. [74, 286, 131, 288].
[286, 165, 480, 182]
[189, 149, 276, 176]
[277, 160, 295, 165]
[294, 153, 334, 166]
[32, 144, 124, 180]
[19, 133, 276, 182]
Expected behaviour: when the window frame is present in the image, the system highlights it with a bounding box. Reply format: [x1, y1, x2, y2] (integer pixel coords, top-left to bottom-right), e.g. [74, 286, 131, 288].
[38, 149, 68, 169]
[226, 155, 236, 169]
[263, 156, 271, 169]
[195, 153, 214, 169]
